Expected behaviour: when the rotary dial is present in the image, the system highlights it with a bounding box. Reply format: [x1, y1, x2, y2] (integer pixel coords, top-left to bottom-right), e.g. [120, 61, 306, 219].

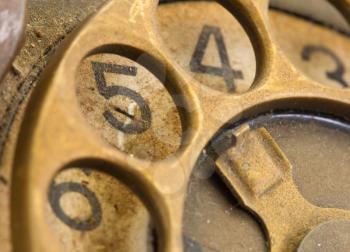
[1, 0, 350, 252]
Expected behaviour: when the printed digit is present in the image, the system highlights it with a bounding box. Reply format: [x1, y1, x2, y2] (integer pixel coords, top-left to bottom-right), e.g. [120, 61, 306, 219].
[302, 45, 349, 88]
[48, 182, 102, 231]
[190, 25, 243, 92]
[91, 61, 152, 134]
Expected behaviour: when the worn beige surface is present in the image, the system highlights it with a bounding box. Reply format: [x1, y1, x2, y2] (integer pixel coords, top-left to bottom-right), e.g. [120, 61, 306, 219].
[76, 54, 182, 161]
[46, 168, 153, 252]
[157, 2, 256, 93]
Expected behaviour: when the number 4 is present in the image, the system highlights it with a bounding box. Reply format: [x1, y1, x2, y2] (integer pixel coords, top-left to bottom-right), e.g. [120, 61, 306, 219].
[190, 25, 243, 92]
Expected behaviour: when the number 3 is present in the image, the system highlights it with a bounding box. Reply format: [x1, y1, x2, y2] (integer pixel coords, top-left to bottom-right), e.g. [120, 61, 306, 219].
[302, 45, 349, 88]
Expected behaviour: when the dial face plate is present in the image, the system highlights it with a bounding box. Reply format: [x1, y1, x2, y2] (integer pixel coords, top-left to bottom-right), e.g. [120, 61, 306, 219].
[2, 1, 350, 252]
[259, 114, 350, 210]
[184, 112, 350, 251]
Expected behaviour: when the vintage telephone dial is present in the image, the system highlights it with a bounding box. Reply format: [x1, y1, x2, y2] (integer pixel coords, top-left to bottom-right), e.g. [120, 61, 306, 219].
[1, 0, 350, 251]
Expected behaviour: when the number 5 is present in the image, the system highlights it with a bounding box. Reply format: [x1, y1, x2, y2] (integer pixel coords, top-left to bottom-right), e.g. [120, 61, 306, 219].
[91, 61, 152, 134]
